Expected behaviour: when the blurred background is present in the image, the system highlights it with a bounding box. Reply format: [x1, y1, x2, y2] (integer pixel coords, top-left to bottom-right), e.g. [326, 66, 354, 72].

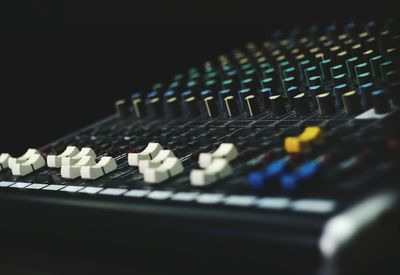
[1, 0, 397, 155]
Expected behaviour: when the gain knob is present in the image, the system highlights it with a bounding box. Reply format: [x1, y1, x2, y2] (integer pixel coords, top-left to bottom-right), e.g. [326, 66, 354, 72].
[342, 90, 361, 115]
[372, 90, 391, 114]
[293, 93, 310, 116]
[316, 93, 336, 116]
[115, 99, 130, 118]
[269, 95, 287, 117]
[244, 95, 260, 117]
[203, 96, 219, 118]
[165, 96, 182, 118]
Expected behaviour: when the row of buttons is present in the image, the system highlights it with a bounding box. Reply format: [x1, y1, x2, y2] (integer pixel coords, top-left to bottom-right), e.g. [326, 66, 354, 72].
[0, 181, 336, 214]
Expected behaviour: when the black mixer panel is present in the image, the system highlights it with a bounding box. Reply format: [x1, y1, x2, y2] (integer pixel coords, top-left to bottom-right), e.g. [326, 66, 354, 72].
[0, 14, 399, 275]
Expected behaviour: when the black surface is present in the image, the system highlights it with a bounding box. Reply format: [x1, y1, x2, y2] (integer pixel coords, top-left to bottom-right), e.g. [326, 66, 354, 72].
[2, 0, 398, 154]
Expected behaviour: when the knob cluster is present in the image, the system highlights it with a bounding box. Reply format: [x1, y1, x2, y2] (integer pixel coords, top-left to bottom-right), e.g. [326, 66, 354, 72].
[112, 18, 399, 120]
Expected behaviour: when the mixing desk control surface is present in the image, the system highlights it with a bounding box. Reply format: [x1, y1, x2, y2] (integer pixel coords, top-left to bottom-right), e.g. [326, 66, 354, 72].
[0, 15, 400, 275]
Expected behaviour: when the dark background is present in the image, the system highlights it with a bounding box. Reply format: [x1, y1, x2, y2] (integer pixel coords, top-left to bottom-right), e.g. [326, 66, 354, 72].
[1, 0, 398, 155]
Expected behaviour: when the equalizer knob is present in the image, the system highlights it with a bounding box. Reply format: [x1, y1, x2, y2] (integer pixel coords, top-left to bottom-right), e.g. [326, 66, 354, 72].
[203, 96, 219, 118]
[244, 95, 260, 117]
[316, 93, 336, 116]
[223, 96, 239, 117]
[165, 97, 182, 118]
[131, 93, 146, 118]
[184, 96, 200, 117]
[372, 90, 391, 114]
[148, 97, 164, 117]
[293, 93, 310, 116]
[342, 91, 361, 115]
[270, 95, 287, 116]
[115, 99, 130, 118]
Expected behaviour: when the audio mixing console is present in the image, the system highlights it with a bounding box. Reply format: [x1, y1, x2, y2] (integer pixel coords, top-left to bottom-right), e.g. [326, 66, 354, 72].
[0, 15, 400, 275]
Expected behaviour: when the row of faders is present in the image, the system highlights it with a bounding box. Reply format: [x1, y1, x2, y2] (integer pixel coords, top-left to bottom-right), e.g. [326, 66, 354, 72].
[0, 142, 238, 185]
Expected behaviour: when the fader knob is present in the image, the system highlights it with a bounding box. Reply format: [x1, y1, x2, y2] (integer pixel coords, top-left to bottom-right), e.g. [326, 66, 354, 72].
[115, 99, 130, 118]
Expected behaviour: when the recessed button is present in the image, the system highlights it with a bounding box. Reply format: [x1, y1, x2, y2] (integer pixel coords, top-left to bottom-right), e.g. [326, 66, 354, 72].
[10, 182, 31, 189]
[99, 188, 127, 196]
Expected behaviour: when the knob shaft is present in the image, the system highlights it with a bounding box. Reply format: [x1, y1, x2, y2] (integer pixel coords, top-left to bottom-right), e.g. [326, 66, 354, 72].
[131, 93, 146, 118]
[270, 95, 287, 117]
[223, 96, 239, 117]
[293, 93, 310, 116]
[115, 99, 130, 118]
[166, 97, 181, 118]
[148, 97, 164, 117]
[372, 90, 391, 114]
[342, 91, 361, 115]
[184, 96, 200, 117]
[244, 95, 260, 117]
[203, 96, 219, 118]
[317, 92, 336, 116]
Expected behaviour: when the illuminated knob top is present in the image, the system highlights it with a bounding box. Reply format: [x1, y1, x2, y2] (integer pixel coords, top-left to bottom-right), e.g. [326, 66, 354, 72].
[203, 96, 219, 118]
[223, 95, 239, 117]
[115, 99, 130, 118]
